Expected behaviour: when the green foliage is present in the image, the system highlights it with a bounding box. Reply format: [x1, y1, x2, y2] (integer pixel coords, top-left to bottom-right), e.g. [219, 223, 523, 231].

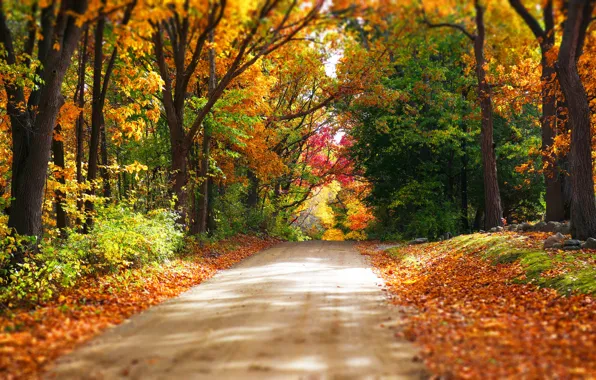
[84, 206, 184, 270]
[0, 205, 184, 305]
[347, 27, 544, 239]
[268, 212, 309, 241]
[209, 183, 307, 241]
[346, 32, 474, 239]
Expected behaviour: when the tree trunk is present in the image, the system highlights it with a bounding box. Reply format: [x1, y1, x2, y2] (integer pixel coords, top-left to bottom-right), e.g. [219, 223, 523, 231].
[541, 56, 565, 221]
[76, 27, 88, 223]
[100, 117, 111, 198]
[474, 2, 503, 230]
[197, 31, 217, 234]
[460, 115, 469, 232]
[207, 176, 216, 232]
[84, 3, 107, 231]
[5, 1, 88, 241]
[52, 124, 68, 235]
[171, 136, 189, 225]
[197, 131, 211, 234]
[556, 0, 596, 239]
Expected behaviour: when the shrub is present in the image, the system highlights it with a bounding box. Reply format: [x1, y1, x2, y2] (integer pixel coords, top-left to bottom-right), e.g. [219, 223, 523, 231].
[1, 205, 184, 305]
[345, 230, 368, 241]
[86, 206, 184, 270]
[268, 213, 309, 241]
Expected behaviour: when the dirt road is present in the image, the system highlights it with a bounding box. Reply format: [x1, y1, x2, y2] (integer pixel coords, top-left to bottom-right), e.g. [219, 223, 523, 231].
[48, 241, 426, 379]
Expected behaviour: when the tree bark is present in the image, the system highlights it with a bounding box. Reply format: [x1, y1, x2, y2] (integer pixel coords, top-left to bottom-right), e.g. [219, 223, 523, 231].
[84, 1, 107, 231]
[76, 27, 89, 223]
[52, 124, 68, 235]
[1, 1, 89, 244]
[509, 0, 565, 221]
[556, 0, 596, 239]
[460, 92, 469, 232]
[473, 2, 503, 229]
[100, 117, 111, 198]
[197, 30, 217, 234]
[541, 58, 565, 221]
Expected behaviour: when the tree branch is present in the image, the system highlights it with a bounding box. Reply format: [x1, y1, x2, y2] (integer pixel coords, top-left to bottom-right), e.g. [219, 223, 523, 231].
[420, 4, 476, 41]
[508, 0, 545, 40]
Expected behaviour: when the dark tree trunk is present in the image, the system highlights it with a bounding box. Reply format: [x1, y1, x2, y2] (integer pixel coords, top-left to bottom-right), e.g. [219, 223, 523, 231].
[1, 1, 89, 245]
[171, 135, 189, 223]
[541, 58, 565, 221]
[100, 117, 111, 198]
[197, 131, 211, 234]
[189, 143, 200, 235]
[473, 2, 503, 230]
[207, 177, 216, 232]
[84, 2, 107, 231]
[76, 27, 89, 222]
[197, 31, 217, 234]
[460, 100, 469, 232]
[556, 0, 596, 239]
[52, 124, 68, 235]
[509, 0, 565, 221]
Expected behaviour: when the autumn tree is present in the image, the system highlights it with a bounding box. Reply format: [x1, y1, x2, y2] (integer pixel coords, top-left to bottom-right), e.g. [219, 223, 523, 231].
[422, 0, 504, 229]
[508, 0, 565, 222]
[147, 0, 323, 232]
[85, 0, 137, 230]
[0, 1, 89, 249]
[556, 0, 596, 239]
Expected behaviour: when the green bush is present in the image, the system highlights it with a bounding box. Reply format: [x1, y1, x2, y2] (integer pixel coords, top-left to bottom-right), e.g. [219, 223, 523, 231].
[209, 183, 307, 241]
[86, 206, 184, 270]
[1, 205, 184, 305]
[268, 212, 309, 241]
[211, 184, 251, 239]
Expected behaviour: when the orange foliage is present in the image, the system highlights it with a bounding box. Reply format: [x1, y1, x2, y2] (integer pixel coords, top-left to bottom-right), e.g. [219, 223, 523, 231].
[357, 236, 595, 378]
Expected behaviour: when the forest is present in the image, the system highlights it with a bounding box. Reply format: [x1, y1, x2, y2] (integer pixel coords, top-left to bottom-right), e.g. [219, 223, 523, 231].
[0, 0, 595, 378]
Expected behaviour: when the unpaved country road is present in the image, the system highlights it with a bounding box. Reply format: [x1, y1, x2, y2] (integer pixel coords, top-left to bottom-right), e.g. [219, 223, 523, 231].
[48, 241, 426, 379]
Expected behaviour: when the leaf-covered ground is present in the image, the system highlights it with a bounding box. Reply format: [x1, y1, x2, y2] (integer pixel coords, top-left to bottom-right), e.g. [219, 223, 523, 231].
[0, 235, 278, 380]
[358, 232, 595, 379]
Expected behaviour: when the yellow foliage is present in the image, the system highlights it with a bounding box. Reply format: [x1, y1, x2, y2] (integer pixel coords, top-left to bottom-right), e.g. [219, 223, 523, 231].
[322, 228, 345, 241]
[345, 230, 367, 241]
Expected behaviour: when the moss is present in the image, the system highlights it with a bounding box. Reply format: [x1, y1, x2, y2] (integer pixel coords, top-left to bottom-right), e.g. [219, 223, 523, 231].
[519, 252, 552, 280]
[537, 268, 596, 295]
[386, 247, 423, 269]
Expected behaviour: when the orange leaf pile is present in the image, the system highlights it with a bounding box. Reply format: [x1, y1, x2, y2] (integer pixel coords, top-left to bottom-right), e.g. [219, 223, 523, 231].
[358, 238, 595, 379]
[0, 235, 279, 380]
